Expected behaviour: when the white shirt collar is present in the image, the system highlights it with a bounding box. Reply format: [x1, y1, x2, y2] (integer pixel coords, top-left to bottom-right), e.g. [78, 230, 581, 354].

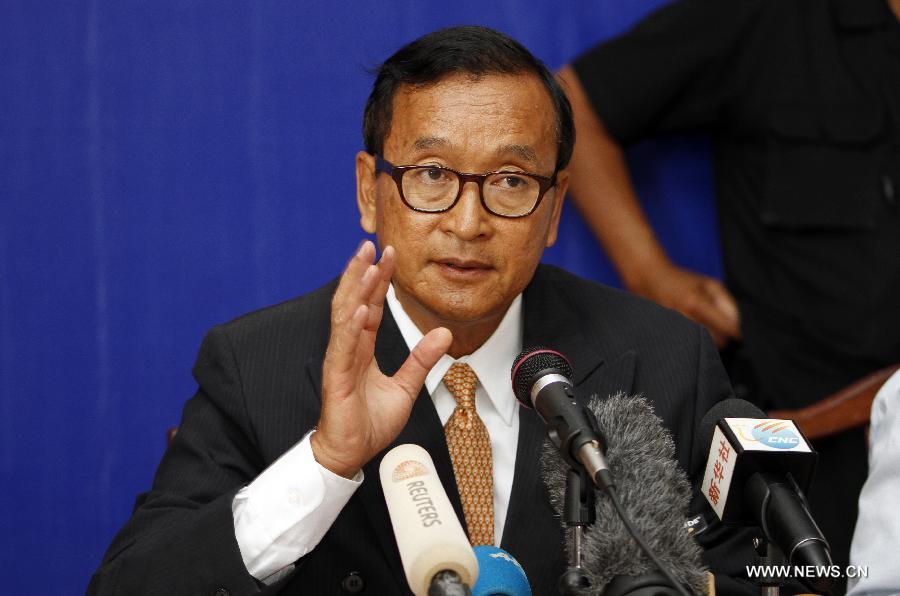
[385, 284, 522, 426]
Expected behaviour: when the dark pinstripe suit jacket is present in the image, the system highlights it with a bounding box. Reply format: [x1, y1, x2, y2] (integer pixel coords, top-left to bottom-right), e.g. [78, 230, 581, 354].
[89, 264, 757, 595]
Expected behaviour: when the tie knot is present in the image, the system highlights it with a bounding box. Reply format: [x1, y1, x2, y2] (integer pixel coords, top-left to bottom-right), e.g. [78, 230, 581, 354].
[443, 362, 478, 407]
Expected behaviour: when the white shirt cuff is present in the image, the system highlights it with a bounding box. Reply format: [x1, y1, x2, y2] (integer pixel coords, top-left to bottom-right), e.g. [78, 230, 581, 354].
[232, 430, 363, 581]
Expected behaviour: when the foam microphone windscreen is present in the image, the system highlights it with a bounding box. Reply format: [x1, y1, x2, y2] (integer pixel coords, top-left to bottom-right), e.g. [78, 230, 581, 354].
[472, 545, 531, 596]
[541, 394, 707, 595]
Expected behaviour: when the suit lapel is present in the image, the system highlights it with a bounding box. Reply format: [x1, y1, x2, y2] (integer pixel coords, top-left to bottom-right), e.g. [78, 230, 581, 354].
[501, 267, 637, 590]
[516, 266, 638, 399]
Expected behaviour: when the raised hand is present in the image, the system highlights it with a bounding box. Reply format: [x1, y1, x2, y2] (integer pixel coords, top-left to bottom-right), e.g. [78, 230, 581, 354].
[311, 240, 453, 478]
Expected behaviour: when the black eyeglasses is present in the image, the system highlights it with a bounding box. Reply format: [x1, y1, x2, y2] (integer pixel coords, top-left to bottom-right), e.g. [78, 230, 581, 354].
[375, 155, 556, 218]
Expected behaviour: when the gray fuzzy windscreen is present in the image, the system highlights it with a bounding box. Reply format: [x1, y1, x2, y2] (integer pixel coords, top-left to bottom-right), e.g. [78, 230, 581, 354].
[540, 393, 707, 595]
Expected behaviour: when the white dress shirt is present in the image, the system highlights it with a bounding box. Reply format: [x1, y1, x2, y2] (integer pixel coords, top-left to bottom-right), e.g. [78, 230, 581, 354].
[232, 285, 523, 581]
[847, 370, 900, 595]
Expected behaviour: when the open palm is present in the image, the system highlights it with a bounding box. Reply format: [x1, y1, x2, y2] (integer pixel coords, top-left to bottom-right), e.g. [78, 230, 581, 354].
[311, 241, 452, 478]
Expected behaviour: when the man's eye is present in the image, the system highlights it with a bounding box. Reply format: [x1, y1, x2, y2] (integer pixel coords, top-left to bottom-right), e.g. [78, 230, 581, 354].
[415, 168, 451, 184]
[494, 174, 532, 191]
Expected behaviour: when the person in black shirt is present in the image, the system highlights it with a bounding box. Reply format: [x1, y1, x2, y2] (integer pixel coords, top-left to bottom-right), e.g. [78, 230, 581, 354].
[559, 0, 900, 589]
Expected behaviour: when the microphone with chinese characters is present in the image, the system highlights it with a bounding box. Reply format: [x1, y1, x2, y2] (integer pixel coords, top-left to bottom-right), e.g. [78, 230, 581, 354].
[699, 399, 834, 593]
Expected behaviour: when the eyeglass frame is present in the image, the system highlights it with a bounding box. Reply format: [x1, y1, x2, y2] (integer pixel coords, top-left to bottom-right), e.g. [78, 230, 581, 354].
[374, 155, 558, 219]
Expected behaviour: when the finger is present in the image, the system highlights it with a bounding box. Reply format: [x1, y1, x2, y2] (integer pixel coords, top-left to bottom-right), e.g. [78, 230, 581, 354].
[708, 328, 729, 349]
[364, 245, 396, 330]
[392, 327, 453, 399]
[352, 246, 396, 365]
[688, 294, 740, 345]
[355, 244, 391, 305]
[376, 244, 396, 288]
[704, 280, 741, 338]
[324, 303, 370, 384]
[333, 240, 376, 313]
[352, 264, 382, 314]
[700, 280, 741, 339]
[332, 264, 378, 340]
[335, 251, 382, 328]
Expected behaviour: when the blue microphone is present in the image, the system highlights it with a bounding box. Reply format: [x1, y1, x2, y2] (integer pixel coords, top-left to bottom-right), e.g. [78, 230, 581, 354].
[471, 546, 531, 596]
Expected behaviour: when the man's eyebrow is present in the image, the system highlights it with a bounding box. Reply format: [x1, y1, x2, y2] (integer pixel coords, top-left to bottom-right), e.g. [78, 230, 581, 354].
[413, 137, 450, 151]
[411, 138, 539, 165]
[496, 144, 538, 164]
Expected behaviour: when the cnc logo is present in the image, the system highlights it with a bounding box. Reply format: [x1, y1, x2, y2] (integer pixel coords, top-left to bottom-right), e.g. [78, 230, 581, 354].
[392, 460, 429, 482]
[750, 421, 801, 449]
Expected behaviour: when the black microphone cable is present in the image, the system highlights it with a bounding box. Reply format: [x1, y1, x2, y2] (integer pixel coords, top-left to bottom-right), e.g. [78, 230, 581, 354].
[604, 484, 694, 596]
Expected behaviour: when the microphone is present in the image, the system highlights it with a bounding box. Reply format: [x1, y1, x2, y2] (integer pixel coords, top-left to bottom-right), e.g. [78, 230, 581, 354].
[471, 546, 531, 596]
[511, 347, 613, 490]
[698, 399, 834, 592]
[380, 444, 479, 596]
[541, 393, 708, 595]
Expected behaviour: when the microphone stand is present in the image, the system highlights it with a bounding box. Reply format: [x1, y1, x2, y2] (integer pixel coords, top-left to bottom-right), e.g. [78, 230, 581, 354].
[559, 465, 595, 595]
[752, 536, 784, 596]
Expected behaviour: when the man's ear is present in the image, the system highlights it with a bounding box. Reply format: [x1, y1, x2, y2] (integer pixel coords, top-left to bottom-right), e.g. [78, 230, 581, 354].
[545, 169, 569, 248]
[356, 151, 378, 234]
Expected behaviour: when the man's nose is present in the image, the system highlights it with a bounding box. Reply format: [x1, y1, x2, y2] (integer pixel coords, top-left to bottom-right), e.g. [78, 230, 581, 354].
[441, 180, 489, 240]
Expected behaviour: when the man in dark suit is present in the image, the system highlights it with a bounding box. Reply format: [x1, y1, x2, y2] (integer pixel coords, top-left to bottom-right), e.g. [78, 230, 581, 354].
[90, 26, 755, 595]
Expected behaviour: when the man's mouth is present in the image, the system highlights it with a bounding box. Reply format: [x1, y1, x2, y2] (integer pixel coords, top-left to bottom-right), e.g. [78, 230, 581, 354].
[434, 258, 492, 276]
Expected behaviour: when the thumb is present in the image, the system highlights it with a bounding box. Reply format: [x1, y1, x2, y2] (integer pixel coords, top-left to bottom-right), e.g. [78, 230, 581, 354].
[393, 327, 453, 398]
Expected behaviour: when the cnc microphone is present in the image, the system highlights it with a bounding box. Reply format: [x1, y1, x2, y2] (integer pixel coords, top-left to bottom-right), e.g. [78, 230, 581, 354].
[511, 347, 613, 490]
[471, 546, 531, 596]
[541, 394, 707, 595]
[698, 399, 834, 593]
[380, 444, 479, 596]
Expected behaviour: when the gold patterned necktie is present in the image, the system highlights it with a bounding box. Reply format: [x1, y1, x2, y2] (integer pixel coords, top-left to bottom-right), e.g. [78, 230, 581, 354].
[442, 362, 494, 546]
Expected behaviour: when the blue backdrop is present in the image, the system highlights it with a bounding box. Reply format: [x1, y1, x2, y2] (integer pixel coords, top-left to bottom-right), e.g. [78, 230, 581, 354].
[0, 1, 721, 592]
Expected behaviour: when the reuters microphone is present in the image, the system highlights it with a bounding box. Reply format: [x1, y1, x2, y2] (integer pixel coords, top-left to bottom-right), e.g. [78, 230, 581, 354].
[380, 444, 479, 596]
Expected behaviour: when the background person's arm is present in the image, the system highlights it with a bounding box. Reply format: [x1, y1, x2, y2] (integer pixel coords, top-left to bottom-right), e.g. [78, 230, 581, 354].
[555, 0, 765, 348]
[559, 65, 739, 348]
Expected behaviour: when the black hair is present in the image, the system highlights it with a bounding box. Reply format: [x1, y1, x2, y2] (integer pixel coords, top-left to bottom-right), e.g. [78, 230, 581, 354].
[363, 25, 574, 173]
